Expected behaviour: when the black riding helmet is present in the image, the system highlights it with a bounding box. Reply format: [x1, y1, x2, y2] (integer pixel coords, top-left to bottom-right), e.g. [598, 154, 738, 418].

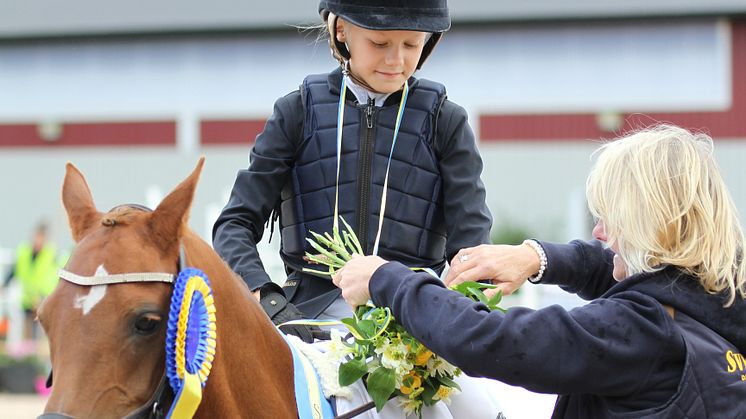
[319, 0, 450, 69]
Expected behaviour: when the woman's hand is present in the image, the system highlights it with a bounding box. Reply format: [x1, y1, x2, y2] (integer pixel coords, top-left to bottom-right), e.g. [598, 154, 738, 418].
[444, 243, 541, 296]
[332, 254, 388, 307]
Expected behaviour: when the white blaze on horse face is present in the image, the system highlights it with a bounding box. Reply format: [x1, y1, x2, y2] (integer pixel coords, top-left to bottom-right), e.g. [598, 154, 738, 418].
[74, 265, 108, 315]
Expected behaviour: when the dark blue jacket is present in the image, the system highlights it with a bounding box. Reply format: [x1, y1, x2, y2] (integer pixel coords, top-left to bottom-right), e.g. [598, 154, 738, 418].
[213, 67, 492, 316]
[369, 239, 746, 418]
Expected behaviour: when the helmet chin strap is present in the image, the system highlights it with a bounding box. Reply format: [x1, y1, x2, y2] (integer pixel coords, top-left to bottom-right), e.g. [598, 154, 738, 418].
[342, 61, 383, 94]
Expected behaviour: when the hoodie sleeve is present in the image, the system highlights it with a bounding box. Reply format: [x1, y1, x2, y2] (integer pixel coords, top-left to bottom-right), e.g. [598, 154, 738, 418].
[369, 261, 683, 397]
[537, 239, 618, 300]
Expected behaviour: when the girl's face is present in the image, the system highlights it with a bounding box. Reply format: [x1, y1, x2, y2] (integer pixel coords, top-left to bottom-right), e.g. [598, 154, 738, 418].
[592, 219, 629, 281]
[336, 20, 428, 94]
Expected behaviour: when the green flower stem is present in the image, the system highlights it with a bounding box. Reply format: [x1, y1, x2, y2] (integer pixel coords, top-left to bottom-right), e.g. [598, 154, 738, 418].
[303, 267, 334, 276]
[340, 217, 364, 254]
[305, 235, 347, 266]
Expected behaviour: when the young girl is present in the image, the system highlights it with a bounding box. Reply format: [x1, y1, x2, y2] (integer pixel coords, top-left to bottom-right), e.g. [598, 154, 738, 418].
[213, 0, 492, 338]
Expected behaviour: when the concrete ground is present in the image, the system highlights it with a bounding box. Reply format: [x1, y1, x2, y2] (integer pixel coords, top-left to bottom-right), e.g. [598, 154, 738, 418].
[0, 393, 47, 419]
[0, 383, 556, 419]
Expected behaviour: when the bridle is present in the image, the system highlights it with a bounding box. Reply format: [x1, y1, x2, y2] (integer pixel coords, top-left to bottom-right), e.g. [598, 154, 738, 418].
[39, 204, 178, 419]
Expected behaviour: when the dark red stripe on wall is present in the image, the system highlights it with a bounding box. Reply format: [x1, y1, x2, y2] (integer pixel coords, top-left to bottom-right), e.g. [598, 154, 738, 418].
[0, 121, 176, 147]
[480, 19, 746, 141]
[200, 119, 265, 145]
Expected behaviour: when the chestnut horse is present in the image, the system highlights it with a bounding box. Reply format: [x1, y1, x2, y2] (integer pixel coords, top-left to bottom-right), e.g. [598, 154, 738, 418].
[39, 159, 298, 418]
[38, 159, 505, 419]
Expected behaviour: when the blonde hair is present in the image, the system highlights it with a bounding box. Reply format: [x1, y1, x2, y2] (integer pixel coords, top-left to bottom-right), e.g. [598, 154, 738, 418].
[586, 124, 746, 306]
[324, 12, 346, 66]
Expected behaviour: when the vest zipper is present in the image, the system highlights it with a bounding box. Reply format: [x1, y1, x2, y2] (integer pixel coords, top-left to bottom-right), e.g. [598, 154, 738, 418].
[365, 99, 374, 129]
[357, 97, 376, 253]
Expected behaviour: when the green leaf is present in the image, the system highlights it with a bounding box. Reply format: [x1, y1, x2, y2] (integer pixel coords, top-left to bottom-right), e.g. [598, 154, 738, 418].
[357, 319, 377, 337]
[420, 382, 438, 406]
[341, 318, 366, 341]
[487, 291, 506, 311]
[367, 367, 397, 411]
[354, 305, 371, 319]
[436, 375, 461, 392]
[469, 286, 490, 305]
[450, 281, 492, 295]
[448, 281, 508, 311]
[339, 357, 368, 386]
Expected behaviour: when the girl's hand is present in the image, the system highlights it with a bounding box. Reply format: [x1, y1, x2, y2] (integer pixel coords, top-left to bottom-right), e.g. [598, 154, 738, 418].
[332, 254, 388, 307]
[444, 243, 540, 296]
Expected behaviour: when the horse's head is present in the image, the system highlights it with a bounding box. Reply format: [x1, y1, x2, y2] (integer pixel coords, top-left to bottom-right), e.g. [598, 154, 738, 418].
[41, 158, 298, 419]
[39, 159, 204, 418]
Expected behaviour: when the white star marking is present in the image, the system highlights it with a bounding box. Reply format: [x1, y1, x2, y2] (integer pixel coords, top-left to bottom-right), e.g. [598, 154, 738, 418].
[73, 265, 108, 315]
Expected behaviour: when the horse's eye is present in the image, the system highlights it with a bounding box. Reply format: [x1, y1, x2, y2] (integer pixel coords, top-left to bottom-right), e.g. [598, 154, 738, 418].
[134, 313, 162, 335]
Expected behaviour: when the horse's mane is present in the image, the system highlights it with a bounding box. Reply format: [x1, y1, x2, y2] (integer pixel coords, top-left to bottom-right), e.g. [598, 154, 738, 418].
[181, 228, 253, 301]
[178, 228, 298, 418]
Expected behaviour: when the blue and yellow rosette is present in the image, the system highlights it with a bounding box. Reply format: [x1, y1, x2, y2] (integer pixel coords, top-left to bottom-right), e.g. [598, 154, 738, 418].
[165, 268, 217, 419]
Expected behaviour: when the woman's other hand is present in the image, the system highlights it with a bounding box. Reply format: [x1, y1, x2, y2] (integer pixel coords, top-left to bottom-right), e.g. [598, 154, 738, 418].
[445, 243, 540, 296]
[332, 254, 387, 307]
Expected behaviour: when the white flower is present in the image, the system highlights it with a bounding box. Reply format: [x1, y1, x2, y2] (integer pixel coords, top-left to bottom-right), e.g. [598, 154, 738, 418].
[375, 338, 413, 377]
[396, 395, 422, 417]
[327, 328, 354, 361]
[431, 384, 460, 405]
[426, 356, 460, 377]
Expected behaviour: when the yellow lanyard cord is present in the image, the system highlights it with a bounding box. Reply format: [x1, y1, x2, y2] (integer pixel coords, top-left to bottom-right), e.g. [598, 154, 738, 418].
[334, 77, 409, 255]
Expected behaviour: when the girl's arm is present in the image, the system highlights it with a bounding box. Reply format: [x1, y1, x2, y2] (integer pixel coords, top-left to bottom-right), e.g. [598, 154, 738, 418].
[436, 100, 493, 261]
[212, 91, 302, 291]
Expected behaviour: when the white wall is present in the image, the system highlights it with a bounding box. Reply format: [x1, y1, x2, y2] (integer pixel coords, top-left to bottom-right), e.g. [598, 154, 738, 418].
[1, 18, 744, 266]
[2, 20, 731, 120]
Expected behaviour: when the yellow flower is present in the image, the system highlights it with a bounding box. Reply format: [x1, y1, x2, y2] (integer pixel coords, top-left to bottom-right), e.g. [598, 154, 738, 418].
[414, 349, 433, 366]
[399, 371, 422, 395]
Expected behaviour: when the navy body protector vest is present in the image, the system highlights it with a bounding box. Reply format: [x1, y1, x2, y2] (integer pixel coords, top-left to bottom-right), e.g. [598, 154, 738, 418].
[279, 71, 448, 278]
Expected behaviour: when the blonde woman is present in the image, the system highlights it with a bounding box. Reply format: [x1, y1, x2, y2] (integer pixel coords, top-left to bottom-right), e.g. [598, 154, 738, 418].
[334, 125, 746, 418]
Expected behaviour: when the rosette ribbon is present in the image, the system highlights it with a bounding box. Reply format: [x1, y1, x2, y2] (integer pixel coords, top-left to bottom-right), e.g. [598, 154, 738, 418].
[165, 268, 217, 419]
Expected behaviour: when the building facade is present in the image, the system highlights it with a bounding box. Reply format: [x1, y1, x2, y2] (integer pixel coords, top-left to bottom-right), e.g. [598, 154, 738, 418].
[1, 1, 745, 274]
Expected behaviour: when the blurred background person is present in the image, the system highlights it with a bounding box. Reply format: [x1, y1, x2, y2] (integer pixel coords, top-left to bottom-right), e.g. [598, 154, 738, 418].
[4, 221, 61, 343]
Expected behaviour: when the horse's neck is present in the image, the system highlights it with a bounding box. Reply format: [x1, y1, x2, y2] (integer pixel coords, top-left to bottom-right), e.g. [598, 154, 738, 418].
[184, 235, 297, 418]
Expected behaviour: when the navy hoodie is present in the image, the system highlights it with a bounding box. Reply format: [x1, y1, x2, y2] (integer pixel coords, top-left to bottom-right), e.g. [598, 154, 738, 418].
[369, 239, 746, 418]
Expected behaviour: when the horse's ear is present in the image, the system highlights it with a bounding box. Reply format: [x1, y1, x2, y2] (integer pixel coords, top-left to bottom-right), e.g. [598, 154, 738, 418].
[62, 163, 101, 242]
[150, 157, 205, 246]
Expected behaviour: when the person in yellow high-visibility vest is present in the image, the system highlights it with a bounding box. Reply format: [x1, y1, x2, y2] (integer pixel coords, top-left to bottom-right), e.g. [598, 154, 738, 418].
[5, 222, 61, 339]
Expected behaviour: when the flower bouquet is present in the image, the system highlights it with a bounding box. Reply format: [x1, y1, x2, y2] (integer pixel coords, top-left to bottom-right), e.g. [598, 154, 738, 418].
[305, 219, 504, 417]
